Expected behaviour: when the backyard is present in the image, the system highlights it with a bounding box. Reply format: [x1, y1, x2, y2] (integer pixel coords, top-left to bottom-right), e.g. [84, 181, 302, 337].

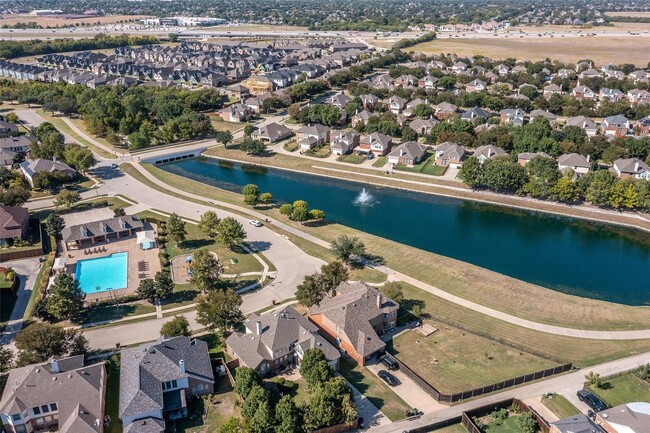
[172, 376, 240, 433]
[589, 373, 650, 407]
[338, 359, 411, 421]
[387, 323, 556, 394]
[394, 151, 447, 176]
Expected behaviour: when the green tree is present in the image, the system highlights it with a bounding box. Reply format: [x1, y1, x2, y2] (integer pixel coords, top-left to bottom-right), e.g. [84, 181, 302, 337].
[240, 137, 266, 155]
[216, 217, 247, 250]
[585, 170, 616, 207]
[113, 207, 126, 217]
[522, 155, 561, 199]
[319, 261, 348, 294]
[137, 278, 156, 302]
[244, 124, 255, 137]
[412, 103, 432, 118]
[196, 289, 245, 334]
[45, 212, 65, 237]
[275, 395, 301, 433]
[300, 349, 334, 389]
[610, 179, 639, 210]
[234, 367, 263, 398]
[291, 206, 309, 223]
[551, 176, 582, 204]
[330, 235, 366, 263]
[45, 273, 85, 320]
[249, 399, 274, 433]
[15, 323, 88, 365]
[516, 412, 538, 433]
[309, 209, 326, 222]
[216, 130, 233, 149]
[0, 186, 31, 206]
[63, 143, 97, 173]
[242, 384, 270, 419]
[482, 157, 527, 193]
[585, 371, 603, 388]
[167, 213, 187, 246]
[243, 184, 260, 206]
[279, 203, 293, 216]
[168, 33, 179, 42]
[458, 156, 483, 188]
[296, 273, 326, 307]
[53, 189, 81, 208]
[190, 248, 222, 293]
[259, 192, 273, 205]
[153, 270, 174, 300]
[0, 346, 13, 374]
[381, 281, 404, 302]
[219, 417, 243, 433]
[198, 210, 220, 238]
[160, 315, 191, 337]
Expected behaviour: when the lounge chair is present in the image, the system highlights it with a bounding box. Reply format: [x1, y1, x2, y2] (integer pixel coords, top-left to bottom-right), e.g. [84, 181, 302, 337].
[93, 247, 98, 254]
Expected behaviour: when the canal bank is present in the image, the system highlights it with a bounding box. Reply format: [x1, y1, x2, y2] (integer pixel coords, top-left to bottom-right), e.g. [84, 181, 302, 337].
[134, 160, 650, 333]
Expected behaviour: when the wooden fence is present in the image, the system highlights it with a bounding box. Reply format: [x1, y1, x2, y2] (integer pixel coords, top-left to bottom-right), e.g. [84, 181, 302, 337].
[387, 353, 572, 403]
[311, 419, 359, 433]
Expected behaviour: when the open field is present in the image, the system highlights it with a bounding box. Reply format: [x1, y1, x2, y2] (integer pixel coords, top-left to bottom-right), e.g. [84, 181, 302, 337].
[606, 11, 650, 18]
[388, 326, 555, 394]
[589, 373, 650, 407]
[0, 14, 146, 28]
[196, 148, 650, 332]
[125, 162, 650, 366]
[339, 359, 410, 421]
[411, 36, 650, 66]
[218, 24, 308, 32]
[541, 394, 581, 419]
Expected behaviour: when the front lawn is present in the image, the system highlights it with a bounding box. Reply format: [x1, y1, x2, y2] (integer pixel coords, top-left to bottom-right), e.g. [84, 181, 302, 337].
[589, 373, 650, 407]
[541, 394, 581, 419]
[372, 157, 387, 167]
[283, 140, 299, 152]
[337, 154, 367, 164]
[432, 424, 468, 433]
[305, 145, 331, 158]
[394, 151, 447, 176]
[338, 359, 410, 422]
[387, 323, 555, 395]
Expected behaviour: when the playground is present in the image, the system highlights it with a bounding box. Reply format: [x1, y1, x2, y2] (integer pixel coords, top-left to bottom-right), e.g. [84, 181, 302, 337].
[170, 252, 220, 285]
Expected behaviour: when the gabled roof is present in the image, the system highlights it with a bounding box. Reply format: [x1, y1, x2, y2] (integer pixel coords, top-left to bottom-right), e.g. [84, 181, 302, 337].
[61, 215, 144, 242]
[614, 158, 650, 175]
[387, 141, 427, 160]
[551, 414, 604, 433]
[0, 205, 28, 238]
[296, 124, 330, 136]
[253, 122, 292, 141]
[474, 145, 506, 159]
[558, 153, 590, 168]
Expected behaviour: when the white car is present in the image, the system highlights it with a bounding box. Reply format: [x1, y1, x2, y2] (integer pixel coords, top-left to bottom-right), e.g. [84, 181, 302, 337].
[249, 220, 262, 227]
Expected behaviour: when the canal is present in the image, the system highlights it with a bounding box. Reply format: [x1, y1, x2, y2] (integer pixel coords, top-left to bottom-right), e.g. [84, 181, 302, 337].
[160, 157, 650, 305]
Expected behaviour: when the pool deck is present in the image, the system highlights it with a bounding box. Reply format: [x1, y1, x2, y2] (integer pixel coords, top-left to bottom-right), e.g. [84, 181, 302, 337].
[61, 234, 162, 302]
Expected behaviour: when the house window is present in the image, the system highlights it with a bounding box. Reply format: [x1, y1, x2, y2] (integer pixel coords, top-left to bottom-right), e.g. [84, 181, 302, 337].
[50, 403, 58, 412]
[383, 313, 388, 319]
[41, 405, 49, 413]
[163, 379, 178, 390]
[11, 414, 21, 422]
[33, 407, 41, 415]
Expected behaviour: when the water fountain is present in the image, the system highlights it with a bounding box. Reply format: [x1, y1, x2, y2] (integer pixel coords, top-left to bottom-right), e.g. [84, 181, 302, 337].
[352, 188, 377, 207]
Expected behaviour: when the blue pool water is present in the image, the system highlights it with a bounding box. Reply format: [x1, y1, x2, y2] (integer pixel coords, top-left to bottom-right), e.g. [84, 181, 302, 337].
[74, 252, 128, 294]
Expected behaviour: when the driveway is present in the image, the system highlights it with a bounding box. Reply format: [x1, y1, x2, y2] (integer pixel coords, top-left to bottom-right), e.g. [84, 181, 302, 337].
[0, 257, 41, 349]
[365, 361, 444, 413]
[344, 377, 389, 430]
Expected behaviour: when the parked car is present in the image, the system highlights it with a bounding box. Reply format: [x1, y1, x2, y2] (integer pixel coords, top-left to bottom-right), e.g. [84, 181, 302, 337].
[577, 390, 608, 412]
[111, 163, 119, 169]
[378, 370, 398, 386]
[380, 355, 398, 370]
[249, 220, 262, 227]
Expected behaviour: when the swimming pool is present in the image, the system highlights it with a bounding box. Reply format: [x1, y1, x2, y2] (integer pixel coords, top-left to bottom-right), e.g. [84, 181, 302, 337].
[74, 252, 128, 294]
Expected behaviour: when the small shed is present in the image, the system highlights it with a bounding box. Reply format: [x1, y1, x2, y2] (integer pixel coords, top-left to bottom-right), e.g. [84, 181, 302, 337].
[136, 230, 157, 250]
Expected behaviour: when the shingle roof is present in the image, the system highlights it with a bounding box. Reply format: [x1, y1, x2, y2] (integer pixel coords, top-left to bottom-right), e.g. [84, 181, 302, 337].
[123, 417, 165, 433]
[61, 215, 144, 243]
[0, 355, 105, 433]
[0, 206, 28, 239]
[308, 282, 399, 358]
[558, 153, 590, 168]
[387, 141, 427, 160]
[253, 122, 292, 141]
[551, 414, 604, 433]
[119, 336, 214, 420]
[614, 158, 650, 175]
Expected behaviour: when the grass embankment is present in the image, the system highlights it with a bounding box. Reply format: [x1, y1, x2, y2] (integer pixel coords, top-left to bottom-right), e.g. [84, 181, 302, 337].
[339, 359, 411, 422]
[104, 356, 122, 433]
[124, 160, 650, 367]
[541, 394, 581, 419]
[138, 158, 650, 333]
[589, 373, 650, 407]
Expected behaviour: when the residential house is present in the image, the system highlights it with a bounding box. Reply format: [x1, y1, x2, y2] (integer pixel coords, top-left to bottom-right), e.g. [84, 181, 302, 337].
[558, 153, 591, 175]
[0, 356, 106, 433]
[543, 83, 563, 99]
[61, 215, 145, 250]
[387, 96, 407, 114]
[330, 131, 360, 155]
[0, 136, 34, 153]
[613, 158, 650, 179]
[435, 142, 466, 168]
[557, 68, 575, 78]
[351, 110, 373, 128]
[329, 93, 352, 110]
[409, 118, 438, 136]
[226, 305, 341, 376]
[433, 102, 458, 119]
[387, 141, 427, 166]
[19, 158, 76, 187]
[461, 107, 490, 122]
[473, 145, 506, 163]
[0, 148, 17, 166]
[357, 132, 392, 157]
[403, 98, 428, 117]
[119, 336, 214, 432]
[566, 116, 598, 137]
[242, 75, 274, 94]
[627, 89, 650, 105]
[517, 152, 551, 166]
[217, 103, 253, 122]
[572, 85, 596, 100]
[579, 68, 601, 79]
[629, 70, 649, 82]
[599, 88, 625, 102]
[595, 402, 650, 433]
[549, 414, 605, 433]
[495, 64, 510, 76]
[359, 94, 379, 111]
[418, 75, 438, 90]
[500, 108, 525, 126]
[465, 79, 487, 92]
[528, 109, 557, 124]
[223, 84, 250, 100]
[244, 97, 264, 113]
[308, 281, 399, 366]
[602, 115, 630, 137]
[637, 116, 650, 136]
[250, 122, 293, 143]
[0, 120, 18, 135]
[0, 206, 29, 245]
[451, 61, 468, 74]
[296, 124, 331, 151]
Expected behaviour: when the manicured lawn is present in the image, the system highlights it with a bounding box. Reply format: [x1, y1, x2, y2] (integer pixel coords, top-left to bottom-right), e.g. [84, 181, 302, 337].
[481, 415, 530, 433]
[432, 424, 468, 433]
[348, 266, 387, 284]
[267, 377, 311, 406]
[387, 323, 555, 394]
[195, 333, 229, 359]
[74, 301, 156, 325]
[173, 376, 240, 433]
[104, 356, 122, 433]
[283, 140, 299, 152]
[338, 359, 410, 422]
[590, 374, 650, 407]
[305, 145, 331, 158]
[372, 157, 387, 167]
[30, 196, 132, 221]
[210, 116, 249, 134]
[394, 151, 447, 176]
[541, 394, 581, 419]
[337, 154, 367, 164]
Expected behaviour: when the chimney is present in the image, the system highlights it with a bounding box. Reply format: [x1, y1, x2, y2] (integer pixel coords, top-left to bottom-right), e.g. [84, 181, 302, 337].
[179, 359, 186, 374]
[635, 161, 640, 172]
[51, 359, 60, 374]
[376, 294, 382, 308]
[256, 320, 263, 335]
[586, 154, 591, 163]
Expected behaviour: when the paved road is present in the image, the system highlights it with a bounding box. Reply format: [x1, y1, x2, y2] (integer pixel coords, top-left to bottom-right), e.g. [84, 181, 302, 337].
[0, 258, 41, 350]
